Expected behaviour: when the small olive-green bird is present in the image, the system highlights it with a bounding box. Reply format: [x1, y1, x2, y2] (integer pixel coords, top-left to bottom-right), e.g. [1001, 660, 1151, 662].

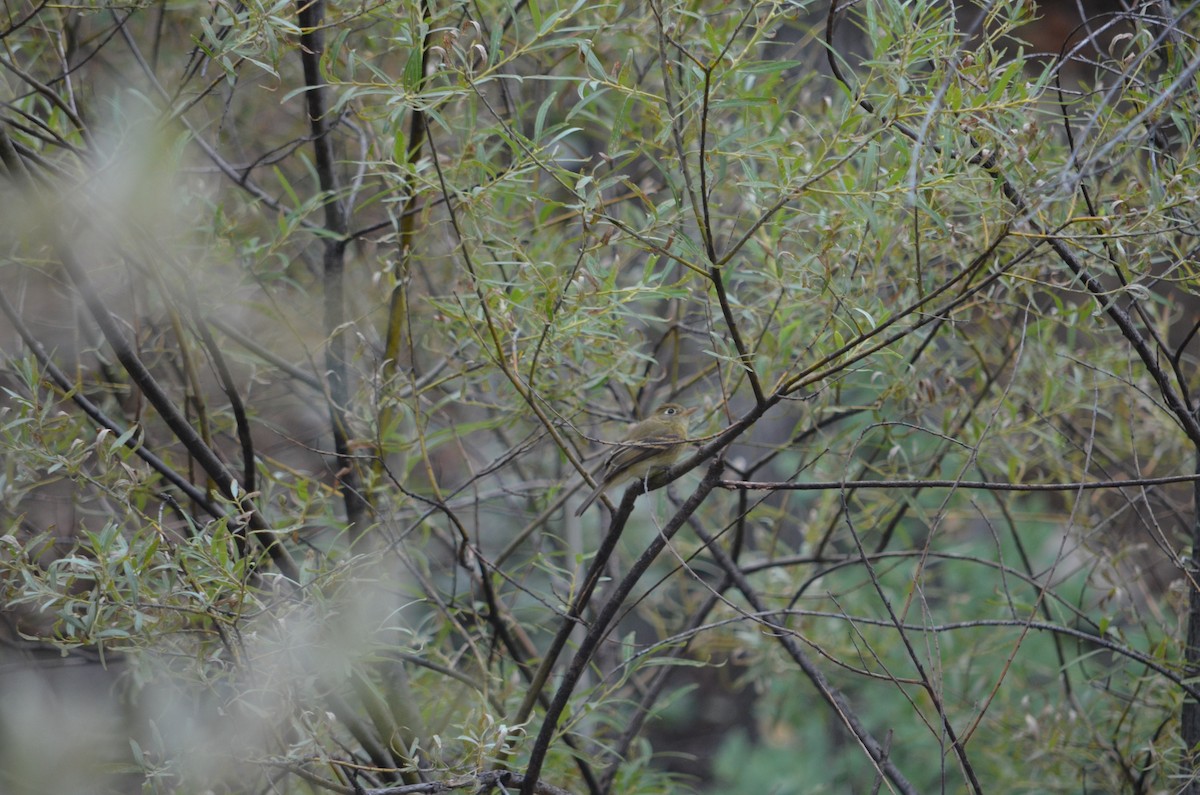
[574, 403, 697, 517]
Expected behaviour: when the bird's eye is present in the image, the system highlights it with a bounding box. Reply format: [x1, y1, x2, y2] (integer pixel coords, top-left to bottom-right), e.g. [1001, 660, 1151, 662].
[664, 407, 677, 415]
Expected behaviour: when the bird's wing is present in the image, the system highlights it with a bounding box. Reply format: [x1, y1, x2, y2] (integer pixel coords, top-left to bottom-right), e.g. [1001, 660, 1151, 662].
[602, 433, 684, 477]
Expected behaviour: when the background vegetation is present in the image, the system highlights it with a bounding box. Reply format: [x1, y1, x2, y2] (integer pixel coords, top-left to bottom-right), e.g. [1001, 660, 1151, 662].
[1, 0, 1199, 792]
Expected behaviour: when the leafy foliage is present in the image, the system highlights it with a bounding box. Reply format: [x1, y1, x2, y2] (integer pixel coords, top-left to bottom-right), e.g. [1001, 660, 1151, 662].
[1, 0, 1199, 793]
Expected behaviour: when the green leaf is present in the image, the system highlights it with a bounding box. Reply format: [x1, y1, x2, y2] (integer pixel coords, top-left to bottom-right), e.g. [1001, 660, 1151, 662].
[403, 47, 424, 92]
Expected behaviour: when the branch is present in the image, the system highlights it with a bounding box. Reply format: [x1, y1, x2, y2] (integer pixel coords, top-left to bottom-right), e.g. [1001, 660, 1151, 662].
[55, 244, 298, 581]
[296, 0, 369, 535]
[0, 284, 225, 523]
[721, 472, 1200, 493]
[690, 520, 919, 795]
[823, 0, 1200, 450]
[520, 461, 725, 795]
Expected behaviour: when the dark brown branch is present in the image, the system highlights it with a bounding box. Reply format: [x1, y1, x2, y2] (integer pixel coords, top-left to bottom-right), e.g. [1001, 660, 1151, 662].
[189, 309, 257, 497]
[722, 472, 1200, 492]
[0, 284, 224, 523]
[296, 0, 369, 536]
[520, 461, 725, 795]
[691, 514, 919, 795]
[55, 245, 298, 581]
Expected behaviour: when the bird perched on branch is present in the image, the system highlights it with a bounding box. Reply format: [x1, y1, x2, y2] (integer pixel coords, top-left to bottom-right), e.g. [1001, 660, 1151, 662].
[575, 403, 696, 517]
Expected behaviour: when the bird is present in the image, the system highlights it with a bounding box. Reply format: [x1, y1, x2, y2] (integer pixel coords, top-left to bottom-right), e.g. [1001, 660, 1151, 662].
[574, 403, 696, 517]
